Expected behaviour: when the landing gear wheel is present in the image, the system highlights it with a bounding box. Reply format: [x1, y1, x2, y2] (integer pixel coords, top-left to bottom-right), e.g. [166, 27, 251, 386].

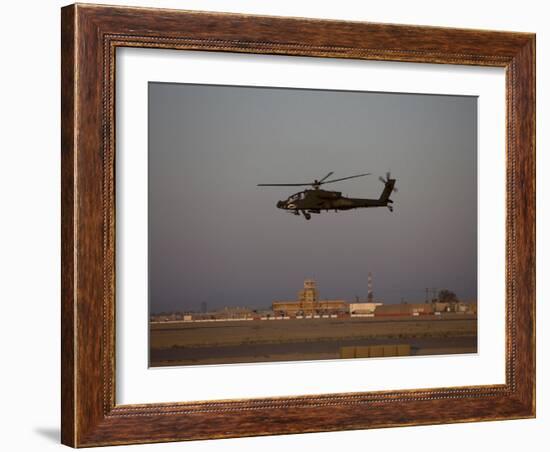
[304, 213, 311, 220]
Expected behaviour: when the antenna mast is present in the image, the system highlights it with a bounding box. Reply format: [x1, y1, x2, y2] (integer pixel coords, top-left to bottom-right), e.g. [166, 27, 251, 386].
[367, 272, 374, 302]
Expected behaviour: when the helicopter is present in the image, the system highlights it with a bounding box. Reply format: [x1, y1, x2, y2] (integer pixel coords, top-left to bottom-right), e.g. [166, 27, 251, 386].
[258, 171, 397, 220]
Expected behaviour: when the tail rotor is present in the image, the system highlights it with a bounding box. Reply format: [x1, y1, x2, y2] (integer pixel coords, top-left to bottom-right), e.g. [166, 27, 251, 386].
[378, 171, 398, 212]
[379, 172, 398, 193]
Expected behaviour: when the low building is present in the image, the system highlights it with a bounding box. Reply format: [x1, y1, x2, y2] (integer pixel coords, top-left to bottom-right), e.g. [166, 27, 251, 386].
[273, 299, 348, 316]
[349, 302, 382, 315]
[374, 303, 434, 316]
[432, 300, 477, 314]
[433, 302, 452, 313]
[458, 301, 477, 314]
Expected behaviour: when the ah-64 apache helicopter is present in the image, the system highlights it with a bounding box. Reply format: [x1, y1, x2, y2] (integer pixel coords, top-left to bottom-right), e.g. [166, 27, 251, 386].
[258, 171, 397, 220]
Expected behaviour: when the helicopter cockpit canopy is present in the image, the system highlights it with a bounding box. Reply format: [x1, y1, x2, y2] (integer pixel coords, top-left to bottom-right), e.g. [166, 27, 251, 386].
[287, 191, 305, 201]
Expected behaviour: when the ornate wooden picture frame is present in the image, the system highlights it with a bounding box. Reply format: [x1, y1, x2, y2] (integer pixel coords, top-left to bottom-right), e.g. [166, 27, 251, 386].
[61, 3, 535, 447]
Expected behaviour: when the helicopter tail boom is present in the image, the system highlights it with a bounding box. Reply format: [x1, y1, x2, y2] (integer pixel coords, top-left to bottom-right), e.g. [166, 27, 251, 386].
[379, 178, 396, 203]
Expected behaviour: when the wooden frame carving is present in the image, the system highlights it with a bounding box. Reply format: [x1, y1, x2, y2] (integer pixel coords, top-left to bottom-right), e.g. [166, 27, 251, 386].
[61, 3, 535, 447]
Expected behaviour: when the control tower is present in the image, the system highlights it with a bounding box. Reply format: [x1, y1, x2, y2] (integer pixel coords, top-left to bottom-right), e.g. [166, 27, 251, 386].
[272, 279, 347, 316]
[299, 279, 319, 303]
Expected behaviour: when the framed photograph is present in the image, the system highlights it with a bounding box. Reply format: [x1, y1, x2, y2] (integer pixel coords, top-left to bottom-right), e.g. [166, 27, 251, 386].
[61, 3, 535, 447]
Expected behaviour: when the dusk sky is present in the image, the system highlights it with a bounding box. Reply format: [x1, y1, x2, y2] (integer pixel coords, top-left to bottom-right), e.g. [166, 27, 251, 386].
[148, 82, 477, 313]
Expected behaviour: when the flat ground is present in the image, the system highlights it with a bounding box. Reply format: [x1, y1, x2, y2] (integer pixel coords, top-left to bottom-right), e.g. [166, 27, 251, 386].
[149, 314, 477, 366]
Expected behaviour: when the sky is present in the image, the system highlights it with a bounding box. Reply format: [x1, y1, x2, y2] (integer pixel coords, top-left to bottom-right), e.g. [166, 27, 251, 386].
[148, 82, 477, 313]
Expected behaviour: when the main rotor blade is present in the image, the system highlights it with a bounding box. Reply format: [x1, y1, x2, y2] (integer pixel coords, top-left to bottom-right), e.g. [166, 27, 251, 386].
[257, 183, 312, 187]
[322, 173, 371, 184]
[318, 171, 334, 183]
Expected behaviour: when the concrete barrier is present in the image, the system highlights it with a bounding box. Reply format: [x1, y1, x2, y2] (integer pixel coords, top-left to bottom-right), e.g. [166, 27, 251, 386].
[339, 344, 411, 359]
[339, 346, 356, 359]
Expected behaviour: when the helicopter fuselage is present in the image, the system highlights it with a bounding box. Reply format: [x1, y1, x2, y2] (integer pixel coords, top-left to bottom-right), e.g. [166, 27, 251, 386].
[258, 171, 396, 220]
[277, 189, 387, 210]
[276, 178, 395, 219]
